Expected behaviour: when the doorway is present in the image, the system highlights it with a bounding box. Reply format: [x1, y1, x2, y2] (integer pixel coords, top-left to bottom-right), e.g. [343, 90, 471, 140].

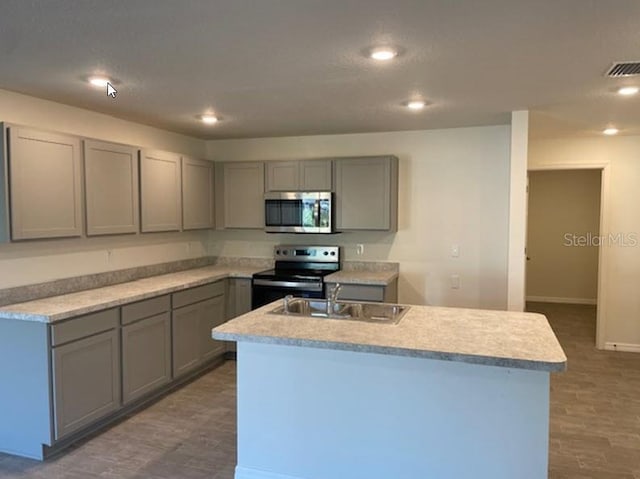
[526, 168, 604, 346]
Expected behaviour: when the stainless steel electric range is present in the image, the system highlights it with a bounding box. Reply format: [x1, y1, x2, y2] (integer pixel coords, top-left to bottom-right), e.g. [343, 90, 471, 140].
[251, 245, 340, 309]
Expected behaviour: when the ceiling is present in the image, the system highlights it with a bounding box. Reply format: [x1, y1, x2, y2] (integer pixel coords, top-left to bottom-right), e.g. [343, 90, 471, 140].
[1, 0, 640, 140]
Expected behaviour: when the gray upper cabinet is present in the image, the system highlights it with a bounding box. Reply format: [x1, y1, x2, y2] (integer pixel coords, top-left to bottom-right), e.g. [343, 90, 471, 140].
[266, 159, 332, 191]
[334, 156, 398, 231]
[84, 140, 139, 236]
[7, 126, 83, 240]
[220, 162, 264, 229]
[182, 157, 214, 230]
[140, 149, 182, 232]
[299, 159, 333, 191]
[266, 161, 298, 191]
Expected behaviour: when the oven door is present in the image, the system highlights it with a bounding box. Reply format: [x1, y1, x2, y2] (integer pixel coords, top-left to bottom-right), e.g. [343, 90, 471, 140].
[252, 280, 325, 309]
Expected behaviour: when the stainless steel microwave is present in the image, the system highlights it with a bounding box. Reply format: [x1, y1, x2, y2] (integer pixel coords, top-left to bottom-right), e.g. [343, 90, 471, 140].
[264, 192, 333, 233]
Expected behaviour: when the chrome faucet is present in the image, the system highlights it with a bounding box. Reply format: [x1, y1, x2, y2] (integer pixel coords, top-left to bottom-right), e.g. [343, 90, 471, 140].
[283, 295, 294, 313]
[326, 283, 342, 315]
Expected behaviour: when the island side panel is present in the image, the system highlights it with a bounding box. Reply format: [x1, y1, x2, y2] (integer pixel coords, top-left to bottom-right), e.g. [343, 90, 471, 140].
[235, 342, 550, 479]
[0, 319, 52, 459]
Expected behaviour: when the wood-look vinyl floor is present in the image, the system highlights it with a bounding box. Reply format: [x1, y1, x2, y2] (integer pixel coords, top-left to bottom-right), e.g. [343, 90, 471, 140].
[528, 302, 640, 479]
[1, 302, 639, 478]
[0, 363, 238, 479]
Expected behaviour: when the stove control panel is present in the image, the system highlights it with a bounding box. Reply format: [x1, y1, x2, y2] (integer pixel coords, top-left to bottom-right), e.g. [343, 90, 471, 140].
[274, 245, 340, 263]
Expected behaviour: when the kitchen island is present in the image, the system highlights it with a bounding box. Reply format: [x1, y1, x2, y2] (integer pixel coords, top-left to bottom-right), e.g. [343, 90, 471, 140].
[213, 302, 566, 479]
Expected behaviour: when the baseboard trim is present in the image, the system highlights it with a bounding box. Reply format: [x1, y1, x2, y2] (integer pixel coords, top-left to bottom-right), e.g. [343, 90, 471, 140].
[526, 296, 597, 305]
[604, 342, 640, 353]
[235, 466, 305, 479]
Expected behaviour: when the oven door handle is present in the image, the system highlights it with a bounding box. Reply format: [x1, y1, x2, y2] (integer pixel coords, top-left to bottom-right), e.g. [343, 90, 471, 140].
[253, 279, 323, 291]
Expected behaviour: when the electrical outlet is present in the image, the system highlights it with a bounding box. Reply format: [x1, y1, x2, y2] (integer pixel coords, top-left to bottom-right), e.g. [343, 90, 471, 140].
[106, 250, 112, 264]
[451, 244, 460, 258]
[450, 274, 460, 289]
[356, 244, 364, 255]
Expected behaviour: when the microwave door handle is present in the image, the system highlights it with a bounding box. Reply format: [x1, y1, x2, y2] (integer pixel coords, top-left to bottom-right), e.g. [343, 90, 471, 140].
[314, 200, 321, 227]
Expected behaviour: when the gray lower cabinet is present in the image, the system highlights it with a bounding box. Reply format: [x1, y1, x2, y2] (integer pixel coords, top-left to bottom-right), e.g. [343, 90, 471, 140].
[6, 125, 83, 240]
[330, 280, 398, 303]
[334, 156, 398, 231]
[200, 295, 226, 360]
[50, 282, 227, 444]
[172, 281, 226, 378]
[122, 312, 171, 404]
[51, 328, 121, 440]
[225, 278, 252, 353]
[172, 302, 203, 377]
[226, 278, 252, 319]
[84, 140, 139, 236]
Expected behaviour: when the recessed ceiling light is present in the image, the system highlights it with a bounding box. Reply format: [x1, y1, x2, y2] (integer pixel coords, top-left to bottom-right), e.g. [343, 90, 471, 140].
[200, 114, 218, 125]
[369, 47, 398, 61]
[603, 127, 619, 135]
[88, 76, 110, 88]
[406, 100, 426, 110]
[618, 86, 639, 96]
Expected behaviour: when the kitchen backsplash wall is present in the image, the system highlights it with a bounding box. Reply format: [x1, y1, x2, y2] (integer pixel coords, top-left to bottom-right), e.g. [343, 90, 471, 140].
[207, 125, 511, 310]
[0, 232, 210, 290]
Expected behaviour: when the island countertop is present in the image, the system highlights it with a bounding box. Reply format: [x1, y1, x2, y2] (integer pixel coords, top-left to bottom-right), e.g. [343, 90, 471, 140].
[213, 302, 567, 372]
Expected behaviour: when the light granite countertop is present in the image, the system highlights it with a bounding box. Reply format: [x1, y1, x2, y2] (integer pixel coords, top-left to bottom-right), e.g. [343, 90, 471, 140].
[213, 302, 567, 372]
[325, 261, 399, 286]
[0, 265, 264, 323]
[0, 261, 402, 324]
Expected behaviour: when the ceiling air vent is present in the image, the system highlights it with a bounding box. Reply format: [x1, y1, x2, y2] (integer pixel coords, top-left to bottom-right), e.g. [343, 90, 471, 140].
[606, 62, 640, 77]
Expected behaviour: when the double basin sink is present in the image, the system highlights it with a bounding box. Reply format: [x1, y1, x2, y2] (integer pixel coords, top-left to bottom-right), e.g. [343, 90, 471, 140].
[269, 297, 409, 324]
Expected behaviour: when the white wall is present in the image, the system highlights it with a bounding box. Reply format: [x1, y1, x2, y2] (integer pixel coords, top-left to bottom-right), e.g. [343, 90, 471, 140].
[207, 126, 511, 309]
[0, 89, 208, 289]
[526, 170, 601, 303]
[529, 136, 640, 349]
[507, 111, 528, 311]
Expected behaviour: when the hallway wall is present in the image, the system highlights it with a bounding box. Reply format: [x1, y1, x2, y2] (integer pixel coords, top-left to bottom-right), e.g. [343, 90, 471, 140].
[526, 169, 601, 304]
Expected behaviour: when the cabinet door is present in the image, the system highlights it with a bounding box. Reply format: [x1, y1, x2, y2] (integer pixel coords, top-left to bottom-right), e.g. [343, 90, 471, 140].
[172, 303, 202, 378]
[140, 150, 182, 232]
[334, 156, 398, 231]
[8, 127, 82, 240]
[84, 140, 139, 236]
[200, 295, 226, 361]
[299, 159, 332, 191]
[122, 312, 171, 404]
[222, 162, 264, 228]
[182, 157, 214, 230]
[52, 329, 120, 440]
[266, 161, 299, 191]
[234, 278, 252, 316]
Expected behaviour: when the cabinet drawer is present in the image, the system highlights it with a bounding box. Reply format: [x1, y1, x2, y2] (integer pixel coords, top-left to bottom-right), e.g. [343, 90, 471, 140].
[172, 281, 225, 308]
[51, 309, 119, 346]
[337, 284, 385, 302]
[121, 295, 170, 325]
